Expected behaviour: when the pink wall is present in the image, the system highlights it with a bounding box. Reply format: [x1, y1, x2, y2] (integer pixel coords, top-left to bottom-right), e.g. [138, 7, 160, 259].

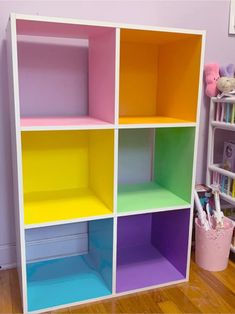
[0, 0, 234, 267]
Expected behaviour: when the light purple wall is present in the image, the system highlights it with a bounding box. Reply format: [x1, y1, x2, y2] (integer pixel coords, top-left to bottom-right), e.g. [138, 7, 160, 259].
[0, 0, 234, 267]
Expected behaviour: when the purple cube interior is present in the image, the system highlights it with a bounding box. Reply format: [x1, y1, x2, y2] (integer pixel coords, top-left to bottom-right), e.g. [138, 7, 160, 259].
[116, 209, 190, 293]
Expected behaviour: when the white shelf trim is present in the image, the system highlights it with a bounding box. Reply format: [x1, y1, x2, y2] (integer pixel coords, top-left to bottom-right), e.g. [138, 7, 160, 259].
[13, 13, 205, 36]
[209, 164, 235, 179]
[211, 97, 235, 103]
[219, 192, 235, 206]
[117, 205, 191, 217]
[211, 121, 235, 131]
[21, 124, 116, 132]
[24, 214, 114, 230]
[118, 123, 196, 129]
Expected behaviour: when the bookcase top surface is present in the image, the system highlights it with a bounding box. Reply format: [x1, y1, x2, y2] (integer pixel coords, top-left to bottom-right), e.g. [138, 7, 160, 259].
[10, 13, 206, 36]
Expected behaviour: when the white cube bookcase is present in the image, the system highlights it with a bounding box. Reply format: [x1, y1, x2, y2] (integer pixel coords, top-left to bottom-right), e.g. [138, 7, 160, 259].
[7, 13, 205, 313]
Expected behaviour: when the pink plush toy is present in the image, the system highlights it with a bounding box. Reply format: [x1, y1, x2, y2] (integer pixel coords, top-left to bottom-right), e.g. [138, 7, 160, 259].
[204, 64, 220, 97]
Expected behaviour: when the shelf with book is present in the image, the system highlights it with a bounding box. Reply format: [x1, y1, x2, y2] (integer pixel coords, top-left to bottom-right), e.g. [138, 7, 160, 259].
[207, 98, 235, 248]
[211, 97, 235, 127]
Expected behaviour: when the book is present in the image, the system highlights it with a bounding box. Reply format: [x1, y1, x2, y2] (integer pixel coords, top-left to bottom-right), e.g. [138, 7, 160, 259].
[222, 142, 235, 172]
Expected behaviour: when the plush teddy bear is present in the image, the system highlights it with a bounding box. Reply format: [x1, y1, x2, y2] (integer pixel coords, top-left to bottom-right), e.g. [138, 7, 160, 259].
[204, 64, 220, 97]
[217, 64, 235, 94]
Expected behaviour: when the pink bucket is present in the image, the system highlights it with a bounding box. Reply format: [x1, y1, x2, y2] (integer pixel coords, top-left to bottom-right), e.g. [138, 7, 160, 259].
[195, 217, 234, 271]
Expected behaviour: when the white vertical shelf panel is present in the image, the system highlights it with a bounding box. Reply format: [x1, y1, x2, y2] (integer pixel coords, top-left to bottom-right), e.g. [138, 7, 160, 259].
[7, 13, 28, 313]
[186, 30, 206, 281]
[206, 98, 216, 184]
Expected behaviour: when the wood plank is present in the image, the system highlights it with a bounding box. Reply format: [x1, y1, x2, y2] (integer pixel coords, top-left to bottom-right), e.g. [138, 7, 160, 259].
[115, 292, 163, 313]
[213, 262, 235, 294]
[158, 300, 182, 313]
[191, 260, 235, 310]
[160, 286, 202, 313]
[9, 269, 22, 314]
[53, 308, 69, 314]
[180, 265, 235, 313]
[0, 270, 12, 313]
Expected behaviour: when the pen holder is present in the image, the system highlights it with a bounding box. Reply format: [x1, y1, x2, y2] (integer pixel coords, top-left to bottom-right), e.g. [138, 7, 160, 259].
[195, 217, 234, 271]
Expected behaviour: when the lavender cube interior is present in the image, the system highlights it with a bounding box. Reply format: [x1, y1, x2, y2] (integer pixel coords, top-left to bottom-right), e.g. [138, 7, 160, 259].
[116, 209, 190, 293]
[16, 20, 116, 124]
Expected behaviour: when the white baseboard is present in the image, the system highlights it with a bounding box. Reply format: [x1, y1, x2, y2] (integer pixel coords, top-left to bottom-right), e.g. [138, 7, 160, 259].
[26, 233, 88, 262]
[0, 232, 88, 270]
[0, 243, 16, 270]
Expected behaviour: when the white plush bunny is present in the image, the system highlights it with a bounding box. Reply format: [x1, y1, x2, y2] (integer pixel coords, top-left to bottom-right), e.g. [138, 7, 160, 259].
[216, 64, 235, 97]
[217, 77, 235, 93]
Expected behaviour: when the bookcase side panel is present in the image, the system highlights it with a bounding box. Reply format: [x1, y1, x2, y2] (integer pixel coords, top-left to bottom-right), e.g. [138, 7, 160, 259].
[6, 14, 28, 313]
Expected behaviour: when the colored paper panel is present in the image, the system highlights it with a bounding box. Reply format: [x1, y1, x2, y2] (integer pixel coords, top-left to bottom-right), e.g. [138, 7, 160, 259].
[116, 245, 185, 292]
[116, 211, 189, 292]
[155, 127, 195, 203]
[119, 116, 193, 125]
[118, 182, 189, 213]
[27, 255, 111, 311]
[119, 29, 202, 123]
[22, 130, 114, 225]
[27, 218, 113, 311]
[151, 208, 190, 276]
[24, 188, 112, 225]
[21, 116, 112, 128]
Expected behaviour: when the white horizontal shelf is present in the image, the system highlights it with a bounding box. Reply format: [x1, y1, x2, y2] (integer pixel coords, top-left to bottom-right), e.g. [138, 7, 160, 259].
[211, 97, 235, 104]
[24, 214, 114, 230]
[117, 205, 190, 217]
[219, 192, 235, 206]
[118, 122, 196, 129]
[21, 124, 115, 131]
[21, 122, 197, 132]
[211, 121, 235, 131]
[14, 13, 205, 36]
[20, 117, 115, 131]
[209, 164, 235, 179]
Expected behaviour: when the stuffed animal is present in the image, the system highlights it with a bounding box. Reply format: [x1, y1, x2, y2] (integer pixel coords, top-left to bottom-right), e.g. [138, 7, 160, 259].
[217, 77, 235, 93]
[220, 63, 235, 77]
[204, 64, 220, 97]
[217, 64, 235, 94]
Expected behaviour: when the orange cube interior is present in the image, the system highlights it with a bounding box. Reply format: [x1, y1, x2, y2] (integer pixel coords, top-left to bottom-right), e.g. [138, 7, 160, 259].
[119, 29, 202, 124]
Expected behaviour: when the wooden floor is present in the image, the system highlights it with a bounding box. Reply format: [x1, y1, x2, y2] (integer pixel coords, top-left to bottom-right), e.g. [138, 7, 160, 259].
[0, 257, 235, 314]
